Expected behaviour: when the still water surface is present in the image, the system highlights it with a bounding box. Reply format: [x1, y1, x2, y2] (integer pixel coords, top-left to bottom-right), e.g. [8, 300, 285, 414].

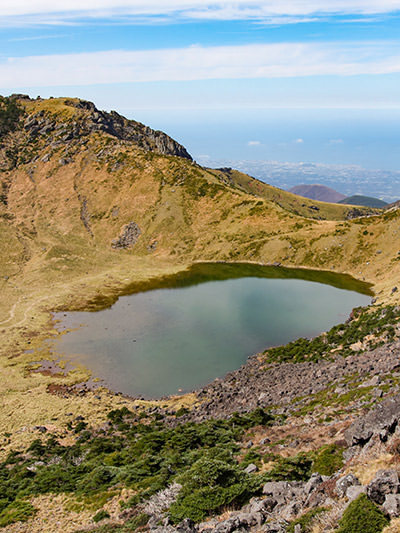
[54, 263, 371, 398]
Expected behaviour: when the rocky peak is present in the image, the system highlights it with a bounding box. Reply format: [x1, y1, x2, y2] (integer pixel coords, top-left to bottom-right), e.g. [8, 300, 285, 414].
[1, 95, 192, 165]
[23, 96, 192, 160]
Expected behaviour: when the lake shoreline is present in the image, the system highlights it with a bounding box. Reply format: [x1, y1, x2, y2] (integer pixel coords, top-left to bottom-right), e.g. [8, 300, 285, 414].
[61, 260, 373, 313]
[50, 262, 371, 398]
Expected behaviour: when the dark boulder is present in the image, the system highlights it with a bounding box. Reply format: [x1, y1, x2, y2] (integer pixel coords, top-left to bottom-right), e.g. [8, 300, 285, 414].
[367, 469, 400, 505]
[111, 221, 141, 249]
[176, 518, 197, 532]
[344, 394, 400, 446]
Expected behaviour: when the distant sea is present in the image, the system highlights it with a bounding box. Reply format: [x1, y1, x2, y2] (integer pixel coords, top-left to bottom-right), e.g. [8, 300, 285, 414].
[130, 107, 400, 202]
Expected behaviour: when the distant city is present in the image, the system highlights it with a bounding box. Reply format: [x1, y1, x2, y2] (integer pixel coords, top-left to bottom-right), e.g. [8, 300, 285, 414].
[196, 157, 400, 203]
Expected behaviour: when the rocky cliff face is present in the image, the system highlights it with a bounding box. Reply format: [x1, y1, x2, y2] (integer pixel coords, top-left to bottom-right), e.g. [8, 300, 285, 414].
[0, 95, 191, 172]
[70, 98, 192, 159]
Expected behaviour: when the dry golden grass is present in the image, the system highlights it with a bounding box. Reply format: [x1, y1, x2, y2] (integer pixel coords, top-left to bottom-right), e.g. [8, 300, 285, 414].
[383, 518, 400, 532]
[1, 95, 400, 483]
[3, 488, 137, 533]
[348, 453, 395, 485]
[310, 502, 346, 533]
[0, 256, 202, 457]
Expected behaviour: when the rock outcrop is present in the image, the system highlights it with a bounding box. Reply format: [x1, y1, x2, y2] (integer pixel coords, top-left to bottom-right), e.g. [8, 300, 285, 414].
[367, 470, 400, 505]
[344, 394, 400, 447]
[22, 97, 192, 160]
[111, 221, 141, 249]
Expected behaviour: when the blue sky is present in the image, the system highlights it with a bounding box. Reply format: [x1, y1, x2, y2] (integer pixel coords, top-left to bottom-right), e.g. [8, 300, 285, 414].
[1, 1, 400, 171]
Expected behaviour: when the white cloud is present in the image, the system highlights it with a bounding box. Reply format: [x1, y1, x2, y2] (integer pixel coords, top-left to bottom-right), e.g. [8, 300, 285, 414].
[248, 140, 261, 146]
[329, 138, 344, 143]
[294, 138, 304, 143]
[8, 33, 68, 42]
[1, 1, 400, 25]
[1, 41, 400, 88]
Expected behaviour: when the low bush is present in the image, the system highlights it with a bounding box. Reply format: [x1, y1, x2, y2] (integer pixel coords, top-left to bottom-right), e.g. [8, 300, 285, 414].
[169, 458, 259, 523]
[267, 452, 314, 481]
[93, 509, 110, 523]
[265, 305, 400, 364]
[0, 407, 275, 527]
[336, 494, 389, 533]
[0, 96, 22, 138]
[0, 500, 36, 527]
[312, 443, 344, 476]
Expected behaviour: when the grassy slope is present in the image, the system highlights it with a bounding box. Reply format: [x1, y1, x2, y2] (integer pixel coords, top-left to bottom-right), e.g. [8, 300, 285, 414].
[1, 97, 400, 530]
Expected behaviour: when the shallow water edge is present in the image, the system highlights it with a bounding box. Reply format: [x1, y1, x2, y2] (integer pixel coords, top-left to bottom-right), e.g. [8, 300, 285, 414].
[75, 261, 373, 312]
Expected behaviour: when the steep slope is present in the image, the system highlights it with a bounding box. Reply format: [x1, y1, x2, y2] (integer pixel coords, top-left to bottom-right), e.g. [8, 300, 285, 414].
[289, 183, 346, 203]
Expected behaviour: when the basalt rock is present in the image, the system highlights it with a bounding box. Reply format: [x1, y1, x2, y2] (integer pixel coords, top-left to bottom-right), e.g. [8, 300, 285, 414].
[182, 342, 400, 423]
[15, 96, 193, 164]
[336, 473, 361, 498]
[382, 494, 400, 517]
[73, 100, 192, 159]
[344, 395, 400, 447]
[262, 481, 305, 506]
[367, 469, 400, 505]
[111, 221, 141, 249]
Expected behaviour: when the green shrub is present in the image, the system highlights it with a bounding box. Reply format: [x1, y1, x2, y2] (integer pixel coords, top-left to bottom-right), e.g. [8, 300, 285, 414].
[107, 407, 132, 423]
[265, 305, 400, 364]
[312, 444, 344, 476]
[178, 457, 242, 489]
[0, 408, 276, 529]
[241, 450, 262, 469]
[175, 407, 189, 417]
[119, 493, 141, 510]
[169, 483, 255, 524]
[77, 466, 118, 494]
[336, 494, 389, 533]
[27, 439, 46, 457]
[0, 96, 22, 138]
[169, 457, 259, 523]
[93, 509, 110, 522]
[0, 500, 36, 527]
[74, 421, 88, 433]
[267, 452, 313, 481]
[125, 512, 149, 529]
[29, 464, 82, 494]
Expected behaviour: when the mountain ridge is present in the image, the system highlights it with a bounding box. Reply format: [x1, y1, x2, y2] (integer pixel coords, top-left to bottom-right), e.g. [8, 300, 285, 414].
[0, 95, 191, 173]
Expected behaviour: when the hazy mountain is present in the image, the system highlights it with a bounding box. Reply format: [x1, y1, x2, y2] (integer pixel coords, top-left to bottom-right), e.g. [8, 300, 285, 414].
[288, 184, 346, 203]
[339, 195, 388, 208]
